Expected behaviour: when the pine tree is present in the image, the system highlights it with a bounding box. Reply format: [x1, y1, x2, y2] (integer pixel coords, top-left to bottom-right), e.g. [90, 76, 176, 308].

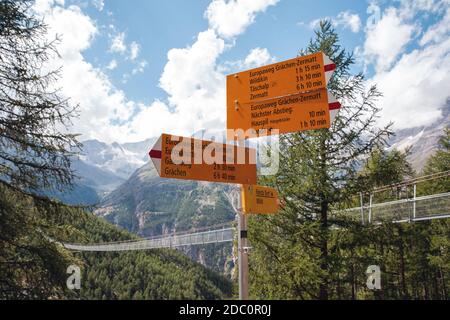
[419, 128, 450, 299]
[249, 21, 392, 299]
[420, 127, 450, 194]
[358, 146, 414, 190]
[0, 0, 82, 299]
[0, 0, 80, 195]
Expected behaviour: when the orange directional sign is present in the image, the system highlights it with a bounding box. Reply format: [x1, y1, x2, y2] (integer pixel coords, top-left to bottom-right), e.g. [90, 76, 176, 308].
[149, 133, 257, 185]
[227, 52, 340, 138]
[241, 185, 279, 214]
[227, 52, 335, 105]
[227, 88, 341, 138]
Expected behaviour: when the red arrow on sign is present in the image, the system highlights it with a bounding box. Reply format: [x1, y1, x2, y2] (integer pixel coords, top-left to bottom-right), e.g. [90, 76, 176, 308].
[149, 136, 162, 176]
[328, 92, 341, 124]
[323, 53, 336, 85]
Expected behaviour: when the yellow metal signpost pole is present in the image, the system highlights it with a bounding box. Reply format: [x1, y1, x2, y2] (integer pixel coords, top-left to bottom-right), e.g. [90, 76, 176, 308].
[238, 189, 249, 300]
[237, 135, 249, 300]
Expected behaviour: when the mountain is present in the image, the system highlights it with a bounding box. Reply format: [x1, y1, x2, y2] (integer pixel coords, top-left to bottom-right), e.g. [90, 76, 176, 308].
[44, 182, 101, 206]
[79, 138, 155, 180]
[71, 159, 125, 195]
[97, 162, 236, 234]
[49, 138, 156, 205]
[388, 102, 449, 171]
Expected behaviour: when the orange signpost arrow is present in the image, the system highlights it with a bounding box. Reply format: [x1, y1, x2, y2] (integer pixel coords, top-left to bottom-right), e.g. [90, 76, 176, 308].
[227, 52, 340, 138]
[228, 88, 340, 137]
[227, 52, 335, 103]
[241, 184, 279, 214]
[149, 133, 257, 185]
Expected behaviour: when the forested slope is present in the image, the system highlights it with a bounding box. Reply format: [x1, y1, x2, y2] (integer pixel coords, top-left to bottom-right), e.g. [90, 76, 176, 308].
[0, 183, 232, 300]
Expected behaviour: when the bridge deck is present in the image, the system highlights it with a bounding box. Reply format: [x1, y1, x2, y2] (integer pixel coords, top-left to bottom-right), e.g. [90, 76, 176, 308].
[62, 192, 449, 252]
[63, 228, 234, 252]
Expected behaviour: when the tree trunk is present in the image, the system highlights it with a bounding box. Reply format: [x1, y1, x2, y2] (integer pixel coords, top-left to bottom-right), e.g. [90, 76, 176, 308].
[318, 133, 329, 300]
[350, 258, 356, 300]
[319, 199, 328, 300]
[440, 267, 447, 300]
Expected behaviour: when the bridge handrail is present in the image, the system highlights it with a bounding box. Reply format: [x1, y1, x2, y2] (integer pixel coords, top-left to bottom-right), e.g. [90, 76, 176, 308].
[62, 228, 234, 251]
[340, 192, 450, 212]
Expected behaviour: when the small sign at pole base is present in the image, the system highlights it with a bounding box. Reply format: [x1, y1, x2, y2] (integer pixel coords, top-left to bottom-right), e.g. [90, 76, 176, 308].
[241, 184, 279, 214]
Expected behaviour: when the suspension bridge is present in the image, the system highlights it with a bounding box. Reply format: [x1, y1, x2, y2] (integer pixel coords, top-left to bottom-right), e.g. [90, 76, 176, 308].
[61, 172, 449, 252]
[63, 225, 234, 252]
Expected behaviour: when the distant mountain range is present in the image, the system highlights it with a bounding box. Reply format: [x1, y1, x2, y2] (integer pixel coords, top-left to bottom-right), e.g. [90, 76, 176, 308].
[79, 138, 155, 181]
[55, 103, 449, 207]
[388, 102, 449, 171]
[97, 162, 236, 235]
[53, 138, 155, 205]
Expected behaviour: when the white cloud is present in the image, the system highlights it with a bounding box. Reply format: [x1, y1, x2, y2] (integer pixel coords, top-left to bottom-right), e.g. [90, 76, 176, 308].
[126, 100, 181, 140]
[220, 47, 275, 72]
[130, 41, 140, 60]
[34, 0, 65, 13]
[419, 6, 450, 46]
[92, 0, 104, 11]
[160, 29, 225, 105]
[128, 0, 279, 141]
[336, 11, 362, 33]
[243, 47, 274, 68]
[33, 0, 280, 143]
[364, 1, 450, 130]
[122, 60, 148, 84]
[132, 60, 148, 75]
[309, 11, 362, 33]
[144, 29, 227, 138]
[110, 32, 127, 54]
[369, 37, 450, 130]
[33, 1, 136, 143]
[110, 32, 142, 64]
[396, 0, 449, 18]
[106, 59, 118, 70]
[205, 0, 279, 39]
[364, 7, 415, 72]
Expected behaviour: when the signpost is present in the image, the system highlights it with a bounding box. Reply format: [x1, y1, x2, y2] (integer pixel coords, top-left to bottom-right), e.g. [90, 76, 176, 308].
[241, 184, 279, 214]
[149, 133, 257, 185]
[226, 51, 341, 300]
[228, 88, 340, 137]
[146, 51, 341, 301]
[227, 52, 340, 138]
[238, 183, 280, 300]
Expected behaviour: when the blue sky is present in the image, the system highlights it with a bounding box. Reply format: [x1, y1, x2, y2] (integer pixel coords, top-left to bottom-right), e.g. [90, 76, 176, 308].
[33, 0, 450, 143]
[81, 0, 368, 102]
